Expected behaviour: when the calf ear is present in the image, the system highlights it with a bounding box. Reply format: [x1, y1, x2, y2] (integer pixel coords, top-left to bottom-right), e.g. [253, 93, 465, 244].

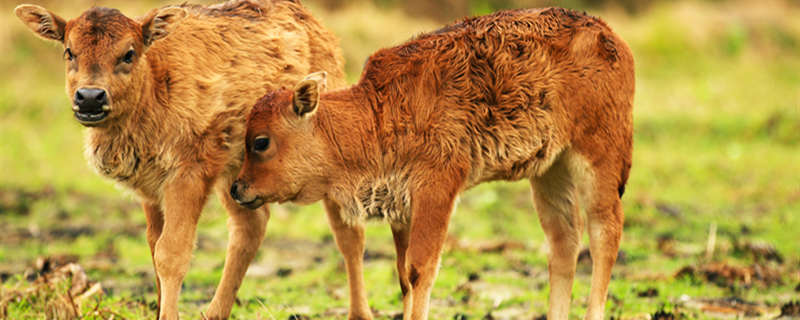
[140, 6, 187, 46]
[302, 71, 328, 92]
[292, 72, 327, 117]
[14, 5, 67, 42]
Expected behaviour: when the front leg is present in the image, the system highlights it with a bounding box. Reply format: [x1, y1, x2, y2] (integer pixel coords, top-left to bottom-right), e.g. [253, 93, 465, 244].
[206, 184, 270, 319]
[403, 176, 461, 320]
[324, 199, 372, 320]
[155, 170, 212, 320]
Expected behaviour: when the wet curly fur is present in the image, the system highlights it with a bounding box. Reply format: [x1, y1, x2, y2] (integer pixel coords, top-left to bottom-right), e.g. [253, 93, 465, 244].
[239, 7, 634, 320]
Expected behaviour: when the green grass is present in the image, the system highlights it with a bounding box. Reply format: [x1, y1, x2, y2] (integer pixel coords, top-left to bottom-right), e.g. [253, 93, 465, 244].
[1, 0, 799, 319]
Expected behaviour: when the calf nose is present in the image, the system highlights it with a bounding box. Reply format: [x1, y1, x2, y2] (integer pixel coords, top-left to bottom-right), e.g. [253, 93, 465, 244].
[74, 88, 108, 112]
[230, 180, 242, 201]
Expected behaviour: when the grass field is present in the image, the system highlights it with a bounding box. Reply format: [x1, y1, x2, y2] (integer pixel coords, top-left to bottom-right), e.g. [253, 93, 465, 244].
[1, 0, 799, 319]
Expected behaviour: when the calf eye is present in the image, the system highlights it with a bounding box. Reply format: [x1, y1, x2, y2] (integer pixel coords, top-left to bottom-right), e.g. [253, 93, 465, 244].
[64, 48, 74, 61]
[252, 136, 270, 153]
[122, 49, 135, 64]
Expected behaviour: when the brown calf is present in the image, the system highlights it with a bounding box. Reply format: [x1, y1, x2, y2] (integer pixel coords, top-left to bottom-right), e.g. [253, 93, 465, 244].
[14, 1, 348, 319]
[234, 8, 634, 320]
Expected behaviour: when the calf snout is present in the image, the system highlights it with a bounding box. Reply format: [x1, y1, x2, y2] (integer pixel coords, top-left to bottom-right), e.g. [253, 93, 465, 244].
[230, 180, 244, 201]
[74, 88, 108, 112]
[73, 87, 110, 125]
[230, 180, 265, 209]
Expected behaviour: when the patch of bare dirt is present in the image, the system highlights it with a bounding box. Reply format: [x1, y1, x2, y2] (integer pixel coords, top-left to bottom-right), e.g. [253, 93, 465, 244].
[655, 202, 683, 218]
[657, 233, 678, 257]
[733, 240, 784, 263]
[482, 307, 530, 320]
[2, 223, 142, 253]
[675, 262, 783, 288]
[637, 287, 659, 297]
[0, 187, 53, 215]
[363, 248, 394, 261]
[651, 307, 678, 320]
[455, 276, 525, 306]
[780, 301, 800, 318]
[577, 248, 629, 266]
[0, 186, 138, 217]
[679, 296, 779, 318]
[246, 238, 329, 278]
[0, 187, 142, 253]
[445, 237, 527, 254]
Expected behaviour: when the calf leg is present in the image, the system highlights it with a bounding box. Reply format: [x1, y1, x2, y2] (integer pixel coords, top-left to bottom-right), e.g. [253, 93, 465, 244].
[584, 194, 623, 320]
[206, 186, 270, 319]
[324, 200, 372, 320]
[143, 202, 165, 319]
[155, 173, 211, 320]
[403, 179, 459, 320]
[391, 223, 411, 315]
[530, 156, 583, 320]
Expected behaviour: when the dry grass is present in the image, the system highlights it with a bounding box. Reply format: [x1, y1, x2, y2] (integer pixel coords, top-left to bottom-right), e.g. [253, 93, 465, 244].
[0, 259, 119, 319]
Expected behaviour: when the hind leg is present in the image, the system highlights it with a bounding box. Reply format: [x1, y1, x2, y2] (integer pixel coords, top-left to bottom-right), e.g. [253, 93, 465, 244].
[391, 223, 411, 314]
[206, 184, 270, 319]
[531, 155, 583, 320]
[143, 202, 165, 319]
[584, 189, 623, 320]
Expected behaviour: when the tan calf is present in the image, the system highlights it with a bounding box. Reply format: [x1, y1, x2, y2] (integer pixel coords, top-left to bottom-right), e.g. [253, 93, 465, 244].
[233, 7, 634, 320]
[14, 1, 351, 319]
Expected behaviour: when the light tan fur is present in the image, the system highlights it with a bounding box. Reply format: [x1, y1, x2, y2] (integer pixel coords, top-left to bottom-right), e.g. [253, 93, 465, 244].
[234, 8, 634, 320]
[14, 1, 355, 319]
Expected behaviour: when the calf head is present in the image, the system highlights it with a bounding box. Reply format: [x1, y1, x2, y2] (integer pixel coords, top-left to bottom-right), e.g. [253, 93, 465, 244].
[14, 4, 187, 126]
[232, 72, 330, 209]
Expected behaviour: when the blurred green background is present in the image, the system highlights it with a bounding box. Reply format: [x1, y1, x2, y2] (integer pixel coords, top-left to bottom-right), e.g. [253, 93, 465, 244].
[1, 0, 799, 319]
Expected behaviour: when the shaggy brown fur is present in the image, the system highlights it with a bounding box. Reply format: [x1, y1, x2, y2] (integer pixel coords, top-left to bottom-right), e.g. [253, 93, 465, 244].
[14, 1, 348, 319]
[234, 7, 634, 320]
